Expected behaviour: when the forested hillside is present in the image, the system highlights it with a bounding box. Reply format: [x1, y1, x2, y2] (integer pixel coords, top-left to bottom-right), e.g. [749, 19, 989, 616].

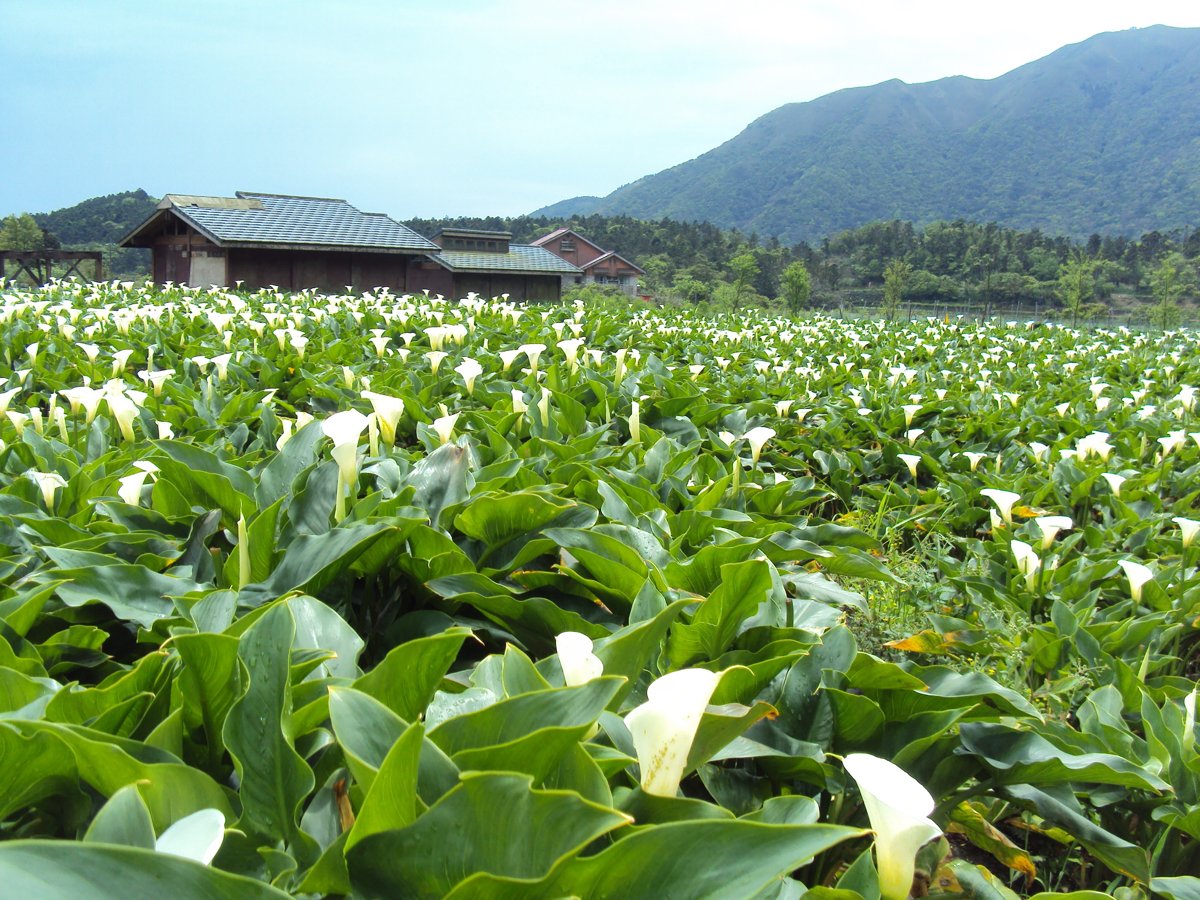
[538, 26, 1200, 244]
[16, 189, 159, 278]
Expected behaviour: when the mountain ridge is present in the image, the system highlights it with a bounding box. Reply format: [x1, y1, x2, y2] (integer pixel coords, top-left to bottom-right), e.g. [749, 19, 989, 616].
[533, 26, 1200, 243]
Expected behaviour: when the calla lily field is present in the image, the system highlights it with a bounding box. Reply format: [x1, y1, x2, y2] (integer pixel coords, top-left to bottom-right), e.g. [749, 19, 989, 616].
[0, 278, 1198, 899]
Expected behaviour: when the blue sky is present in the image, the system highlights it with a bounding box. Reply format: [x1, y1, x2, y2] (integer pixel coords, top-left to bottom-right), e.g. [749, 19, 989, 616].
[3, 0, 1198, 220]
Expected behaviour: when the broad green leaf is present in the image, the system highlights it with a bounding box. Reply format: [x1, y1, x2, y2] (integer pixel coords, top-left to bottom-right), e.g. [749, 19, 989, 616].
[347, 771, 629, 897]
[466, 819, 868, 900]
[0, 842, 291, 899]
[222, 603, 313, 842]
[353, 627, 471, 721]
[429, 677, 624, 755]
[174, 632, 240, 767]
[48, 564, 203, 629]
[1151, 877, 1200, 900]
[154, 440, 256, 523]
[328, 687, 407, 791]
[667, 559, 774, 668]
[241, 520, 418, 604]
[960, 722, 1170, 790]
[1001, 784, 1149, 882]
[346, 720, 425, 851]
[83, 783, 156, 849]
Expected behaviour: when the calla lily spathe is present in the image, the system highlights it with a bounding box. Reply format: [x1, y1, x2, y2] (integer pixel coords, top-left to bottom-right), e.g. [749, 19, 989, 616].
[555, 631, 603, 687]
[743, 426, 775, 467]
[322, 409, 370, 522]
[361, 390, 405, 446]
[844, 753, 942, 900]
[980, 488, 1020, 526]
[1174, 516, 1200, 549]
[1117, 559, 1154, 602]
[624, 668, 720, 797]
[155, 808, 226, 865]
[1034, 515, 1073, 549]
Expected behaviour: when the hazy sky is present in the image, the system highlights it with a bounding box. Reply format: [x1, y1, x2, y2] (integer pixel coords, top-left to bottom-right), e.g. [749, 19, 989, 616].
[3, 1, 1198, 220]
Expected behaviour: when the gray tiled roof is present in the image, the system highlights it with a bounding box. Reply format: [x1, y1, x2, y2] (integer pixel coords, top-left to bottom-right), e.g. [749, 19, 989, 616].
[434, 245, 582, 275]
[165, 193, 439, 252]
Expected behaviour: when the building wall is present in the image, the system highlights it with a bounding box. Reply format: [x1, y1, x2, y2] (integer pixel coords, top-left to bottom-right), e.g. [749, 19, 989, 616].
[407, 262, 455, 299]
[539, 231, 605, 268]
[224, 249, 413, 293]
[583, 255, 641, 296]
[444, 273, 562, 302]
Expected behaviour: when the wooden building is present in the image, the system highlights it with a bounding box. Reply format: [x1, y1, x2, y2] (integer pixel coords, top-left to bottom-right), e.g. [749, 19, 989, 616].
[120, 193, 441, 294]
[420, 228, 581, 302]
[121, 194, 581, 301]
[531, 227, 644, 296]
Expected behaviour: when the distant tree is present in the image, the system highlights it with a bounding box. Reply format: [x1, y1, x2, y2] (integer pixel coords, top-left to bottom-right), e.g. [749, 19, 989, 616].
[728, 251, 760, 311]
[1148, 253, 1194, 329]
[881, 259, 911, 320]
[779, 260, 811, 313]
[0, 213, 46, 250]
[672, 273, 710, 304]
[1057, 253, 1103, 327]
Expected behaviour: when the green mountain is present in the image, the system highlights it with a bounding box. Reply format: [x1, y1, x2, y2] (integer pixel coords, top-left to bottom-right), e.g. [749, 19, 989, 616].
[32, 189, 159, 245]
[549, 26, 1200, 243]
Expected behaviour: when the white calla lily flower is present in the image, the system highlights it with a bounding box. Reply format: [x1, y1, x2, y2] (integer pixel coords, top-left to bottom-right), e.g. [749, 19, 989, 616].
[455, 357, 484, 394]
[981, 488, 1020, 525]
[898, 453, 921, 479]
[361, 390, 405, 446]
[555, 632, 603, 687]
[624, 668, 720, 797]
[1010, 539, 1041, 590]
[155, 808, 226, 866]
[432, 412, 459, 445]
[1174, 516, 1200, 549]
[28, 471, 67, 511]
[1034, 515, 1073, 550]
[844, 753, 942, 900]
[743, 426, 776, 467]
[1101, 472, 1127, 497]
[322, 409, 370, 521]
[1117, 559, 1154, 602]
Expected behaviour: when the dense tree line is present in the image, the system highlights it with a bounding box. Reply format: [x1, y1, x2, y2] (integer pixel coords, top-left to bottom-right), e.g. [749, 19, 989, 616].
[405, 213, 1200, 313]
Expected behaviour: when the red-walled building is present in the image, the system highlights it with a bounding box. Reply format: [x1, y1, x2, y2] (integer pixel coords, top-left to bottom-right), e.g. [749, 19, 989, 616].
[531, 227, 644, 296]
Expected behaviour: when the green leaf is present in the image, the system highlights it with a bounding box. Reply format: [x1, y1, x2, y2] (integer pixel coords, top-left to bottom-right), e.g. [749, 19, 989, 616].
[1001, 784, 1149, 882]
[346, 720, 425, 851]
[960, 722, 1169, 790]
[455, 489, 574, 551]
[353, 628, 471, 721]
[154, 440, 256, 524]
[47, 564, 203, 629]
[429, 677, 624, 756]
[497, 820, 868, 900]
[347, 771, 629, 898]
[241, 520, 418, 604]
[83, 783, 156, 849]
[409, 441, 473, 529]
[174, 632, 240, 767]
[545, 526, 657, 609]
[222, 603, 313, 842]
[328, 687, 407, 792]
[0, 841, 291, 899]
[667, 559, 774, 668]
[1151, 877, 1200, 900]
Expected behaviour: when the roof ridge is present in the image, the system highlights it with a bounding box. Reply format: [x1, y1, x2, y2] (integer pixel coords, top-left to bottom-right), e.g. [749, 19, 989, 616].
[235, 190, 352, 203]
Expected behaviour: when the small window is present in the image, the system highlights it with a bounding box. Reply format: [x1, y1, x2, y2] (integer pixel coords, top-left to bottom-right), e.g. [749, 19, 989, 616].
[560, 239, 575, 252]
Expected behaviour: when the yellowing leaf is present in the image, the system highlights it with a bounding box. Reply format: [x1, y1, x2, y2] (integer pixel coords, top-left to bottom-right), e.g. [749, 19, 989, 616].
[948, 802, 1037, 882]
[885, 630, 957, 654]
